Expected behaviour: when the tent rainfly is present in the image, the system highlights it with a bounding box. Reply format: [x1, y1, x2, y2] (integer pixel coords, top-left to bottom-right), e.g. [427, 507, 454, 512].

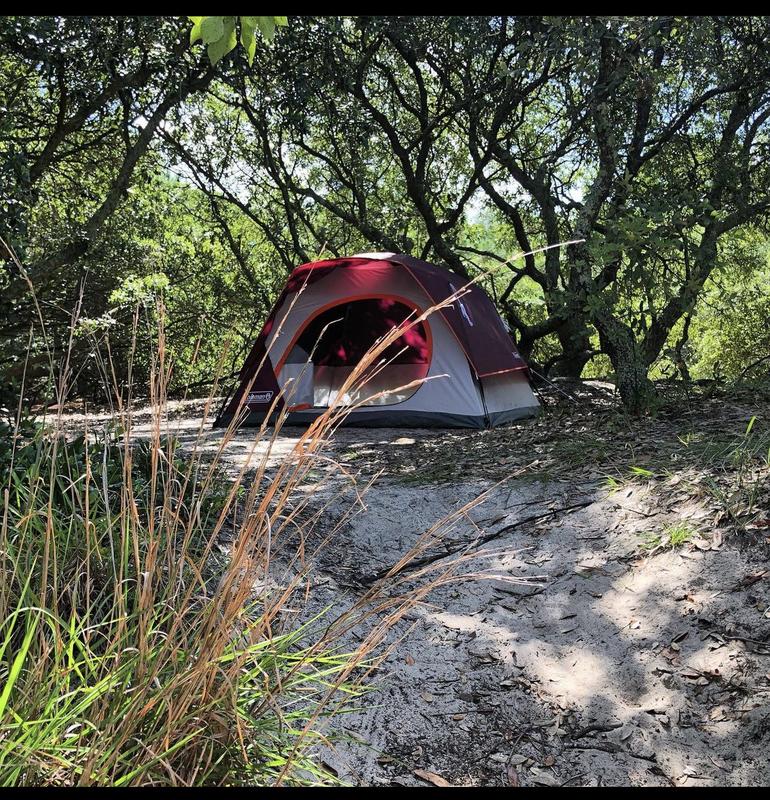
[214, 253, 540, 429]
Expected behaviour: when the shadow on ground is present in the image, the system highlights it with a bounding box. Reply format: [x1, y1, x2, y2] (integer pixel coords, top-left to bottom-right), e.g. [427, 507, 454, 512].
[58, 381, 770, 786]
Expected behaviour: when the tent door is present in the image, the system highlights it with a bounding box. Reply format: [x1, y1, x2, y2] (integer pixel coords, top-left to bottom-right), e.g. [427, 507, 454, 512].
[277, 296, 432, 409]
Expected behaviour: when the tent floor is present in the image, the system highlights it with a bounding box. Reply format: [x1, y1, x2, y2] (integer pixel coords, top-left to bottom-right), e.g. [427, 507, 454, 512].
[214, 405, 540, 430]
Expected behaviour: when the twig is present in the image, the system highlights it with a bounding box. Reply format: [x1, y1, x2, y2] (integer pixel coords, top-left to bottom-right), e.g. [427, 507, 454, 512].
[570, 721, 623, 739]
[357, 496, 594, 585]
[737, 353, 770, 381]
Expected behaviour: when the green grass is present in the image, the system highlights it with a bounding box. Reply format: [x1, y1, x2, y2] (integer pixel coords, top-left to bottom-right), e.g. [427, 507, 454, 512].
[665, 521, 696, 547]
[612, 415, 770, 536]
[551, 436, 609, 462]
[604, 464, 665, 494]
[0, 260, 476, 786]
[686, 415, 770, 530]
[638, 531, 663, 551]
[0, 417, 367, 786]
[675, 416, 770, 471]
[639, 521, 696, 552]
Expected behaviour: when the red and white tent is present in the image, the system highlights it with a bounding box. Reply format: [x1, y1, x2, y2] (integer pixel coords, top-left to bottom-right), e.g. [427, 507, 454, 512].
[215, 253, 539, 429]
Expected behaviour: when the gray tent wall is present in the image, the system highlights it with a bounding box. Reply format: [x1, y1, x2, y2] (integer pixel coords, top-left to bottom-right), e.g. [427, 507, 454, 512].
[216, 253, 540, 429]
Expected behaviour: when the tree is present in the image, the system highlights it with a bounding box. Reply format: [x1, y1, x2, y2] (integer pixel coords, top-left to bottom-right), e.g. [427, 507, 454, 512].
[4, 15, 770, 413]
[169, 15, 770, 411]
[0, 16, 217, 405]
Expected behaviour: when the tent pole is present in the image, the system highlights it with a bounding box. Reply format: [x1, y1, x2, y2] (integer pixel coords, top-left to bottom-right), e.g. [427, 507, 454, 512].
[213, 381, 237, 428]
[476, 369, 491, 428]
[528, 368, 578, 404]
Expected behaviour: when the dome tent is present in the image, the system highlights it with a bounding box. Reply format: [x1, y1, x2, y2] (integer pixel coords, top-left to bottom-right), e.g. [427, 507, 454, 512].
[214, 253, 540, 429]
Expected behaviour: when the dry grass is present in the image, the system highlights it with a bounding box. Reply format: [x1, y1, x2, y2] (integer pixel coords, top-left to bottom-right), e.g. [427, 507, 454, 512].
[0, 242, 536, 786]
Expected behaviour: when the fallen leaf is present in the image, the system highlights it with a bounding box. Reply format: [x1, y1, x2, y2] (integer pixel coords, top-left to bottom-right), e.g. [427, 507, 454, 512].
[529, 767, 559, 787]
[735, 571, 767, 589]
[693, 538, 712, 551]
[414, 769, 452, 787]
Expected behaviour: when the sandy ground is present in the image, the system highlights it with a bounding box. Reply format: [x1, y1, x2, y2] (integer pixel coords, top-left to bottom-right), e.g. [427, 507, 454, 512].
[57, 387, 770, 786]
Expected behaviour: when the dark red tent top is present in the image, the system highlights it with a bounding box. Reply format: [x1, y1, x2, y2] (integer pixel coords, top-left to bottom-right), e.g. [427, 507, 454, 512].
[222, 254, 528, 419]
[384, 254, 526, 377]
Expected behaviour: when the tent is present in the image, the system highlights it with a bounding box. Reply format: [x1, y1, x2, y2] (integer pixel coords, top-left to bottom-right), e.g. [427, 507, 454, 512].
[214, 252, 540, 429]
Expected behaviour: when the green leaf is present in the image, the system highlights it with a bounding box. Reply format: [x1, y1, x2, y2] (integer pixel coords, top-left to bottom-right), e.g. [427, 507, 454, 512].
[207, 16, 237, 65]
[256, 16, 276, 42]
[240, 17, 258, 66]
[187, 15, 288, 64]
[188, 16, 205, 44]
[200, 15, 225, 45]
[0, 612, 39, 721]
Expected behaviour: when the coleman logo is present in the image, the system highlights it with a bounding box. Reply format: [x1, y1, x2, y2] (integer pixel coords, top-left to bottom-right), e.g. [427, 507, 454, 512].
[247, 391, 273, 404]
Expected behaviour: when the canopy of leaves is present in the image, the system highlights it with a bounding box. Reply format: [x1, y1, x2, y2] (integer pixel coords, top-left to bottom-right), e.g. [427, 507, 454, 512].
[2, 15, 769, 414]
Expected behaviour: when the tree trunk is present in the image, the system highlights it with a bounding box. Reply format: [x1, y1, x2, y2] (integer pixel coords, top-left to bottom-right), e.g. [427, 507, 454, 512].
[596, 315, 658, 414]
[614, 350, 658, 414]
[550, 317, 593, 378]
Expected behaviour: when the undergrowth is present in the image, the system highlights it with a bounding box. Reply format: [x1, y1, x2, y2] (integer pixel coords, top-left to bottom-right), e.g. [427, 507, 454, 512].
[0, 245, 491, 786]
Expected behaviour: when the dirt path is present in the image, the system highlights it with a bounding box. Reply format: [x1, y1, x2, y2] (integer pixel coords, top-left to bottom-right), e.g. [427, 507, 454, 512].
[309, 475, 770, 787]
[58, 386, 770, 786]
